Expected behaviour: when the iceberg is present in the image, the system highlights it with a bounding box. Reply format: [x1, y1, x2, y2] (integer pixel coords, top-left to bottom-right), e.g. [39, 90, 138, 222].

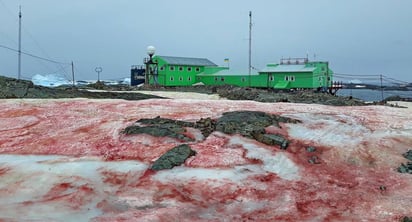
[31, 74, 72, 87]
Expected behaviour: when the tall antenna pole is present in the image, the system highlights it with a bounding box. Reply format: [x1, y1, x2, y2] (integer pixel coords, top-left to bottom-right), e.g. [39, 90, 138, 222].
[18, 5, 22, 80]
[248, 11, 252, 87]
[380, 74, 384, 101]
[71, 61, 75, 86]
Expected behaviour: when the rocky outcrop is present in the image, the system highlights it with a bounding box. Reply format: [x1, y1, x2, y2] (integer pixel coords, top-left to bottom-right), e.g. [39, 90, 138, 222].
[122, 116, 195, 142]
[216, 111, 298, 149]
[213, 86, 366, 106]
[397, 150, 412, 174]
[123, 111, 300, 150]
[0, 75, 162, 100]
[150, 144, 196, 170]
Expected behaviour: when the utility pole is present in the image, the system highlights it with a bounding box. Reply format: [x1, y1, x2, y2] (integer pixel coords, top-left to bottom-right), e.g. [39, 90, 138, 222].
[248, 11, 252, 87]
[18, 5, 22, 80]
[380, 74, 384, 101]
[71, 61, 75, 86]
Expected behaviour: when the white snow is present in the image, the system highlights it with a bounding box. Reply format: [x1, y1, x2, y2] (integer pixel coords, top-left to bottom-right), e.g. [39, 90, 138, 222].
[0, 154, 148, 222]
[229, 136, 301, 180]
[286, 113, 370, 149]
[153, 164, 264, 186]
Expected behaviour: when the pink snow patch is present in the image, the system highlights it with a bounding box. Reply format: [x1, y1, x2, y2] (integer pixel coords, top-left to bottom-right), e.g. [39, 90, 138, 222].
[0, 98, 411, 221]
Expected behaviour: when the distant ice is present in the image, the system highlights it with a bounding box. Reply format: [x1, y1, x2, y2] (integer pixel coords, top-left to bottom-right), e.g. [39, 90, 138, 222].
[32, 74, 72, 87]
[31, 74, 131, 87]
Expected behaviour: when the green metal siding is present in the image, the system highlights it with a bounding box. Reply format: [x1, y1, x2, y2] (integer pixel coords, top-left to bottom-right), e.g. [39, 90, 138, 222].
[149, 56, 207, 86]
[146, 55, 334, 89]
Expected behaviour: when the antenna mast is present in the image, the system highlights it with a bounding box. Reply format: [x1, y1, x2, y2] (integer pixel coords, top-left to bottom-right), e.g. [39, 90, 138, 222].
[248, 11, 252, 87]
[18, 5, 22, 79]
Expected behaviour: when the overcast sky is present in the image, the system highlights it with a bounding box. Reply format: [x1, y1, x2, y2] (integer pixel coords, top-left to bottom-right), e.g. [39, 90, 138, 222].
[1, 0, 411, 83]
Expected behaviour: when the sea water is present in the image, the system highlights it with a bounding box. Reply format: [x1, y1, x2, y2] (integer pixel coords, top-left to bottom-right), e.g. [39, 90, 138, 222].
[336, 89, 412, 101]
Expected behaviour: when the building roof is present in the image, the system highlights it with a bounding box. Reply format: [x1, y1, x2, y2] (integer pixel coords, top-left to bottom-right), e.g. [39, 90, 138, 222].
[157, 56, 217, 67]
[197, 69, 259, 76]
[260, 64, 316, 73]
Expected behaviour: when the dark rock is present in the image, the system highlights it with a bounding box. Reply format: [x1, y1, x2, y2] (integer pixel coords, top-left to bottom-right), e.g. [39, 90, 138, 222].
[122, 125, 194, 142]
[253, 133, 289, 149]
[397, 162, 412, 174]
[123, 116, 197, 141]
[195, 117, 216, 138]
[402, 216, 412, 222]
[215, 111, 299, 138]
[123, 111, 299, 149]
[137, 116, 194, 128]
[0, 75, 162, 100]
[306, 146, 317, 152]
[402, 150, 412, 161]
[151, 144, 196, 170]
[308, 156, 321, 164]
[214, 111, 297, 149]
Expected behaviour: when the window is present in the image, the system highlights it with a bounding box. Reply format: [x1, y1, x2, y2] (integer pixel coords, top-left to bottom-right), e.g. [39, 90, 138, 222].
[188, 77, 192, 81]
[269, 76, 274, 81]
[170, 66, 175, 71]
[179, 66, 183, 71]
[187, 67, 192, 72]
[195, 67, 200, 72]
[241, 77, 246, 82]
[179, 77, 183, 81]
[285, 76, 289, 81]
[214, 77, 218, 81]
[291, 76, 295, 81]
[170, 76, 174, 81]
[221, 77, 225, 82]
[159, 66, 165, 71]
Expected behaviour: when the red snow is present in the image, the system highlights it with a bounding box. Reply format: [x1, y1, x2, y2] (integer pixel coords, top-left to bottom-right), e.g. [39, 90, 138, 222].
[0, 98, 412, 221]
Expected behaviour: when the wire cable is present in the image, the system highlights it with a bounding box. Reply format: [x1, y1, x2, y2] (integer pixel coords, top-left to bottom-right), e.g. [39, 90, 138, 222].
[0, 44, 70, 65]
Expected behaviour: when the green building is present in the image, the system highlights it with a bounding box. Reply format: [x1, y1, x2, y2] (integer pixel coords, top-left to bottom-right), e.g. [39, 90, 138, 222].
[147, 56, 227, 86]
[143, 55, 333, 90]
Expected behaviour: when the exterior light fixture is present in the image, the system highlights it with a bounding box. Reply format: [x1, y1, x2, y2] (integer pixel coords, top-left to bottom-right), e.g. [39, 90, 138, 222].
[147, 46, 156, 57]
[145, 46, 157, 85]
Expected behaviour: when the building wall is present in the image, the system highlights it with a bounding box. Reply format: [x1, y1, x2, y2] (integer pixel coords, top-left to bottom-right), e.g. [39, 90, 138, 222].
[259, 62, 334, 89]
[149, 56, 215, 86]
[310, 62, 333, 89]
[145, 56, 333, 89]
